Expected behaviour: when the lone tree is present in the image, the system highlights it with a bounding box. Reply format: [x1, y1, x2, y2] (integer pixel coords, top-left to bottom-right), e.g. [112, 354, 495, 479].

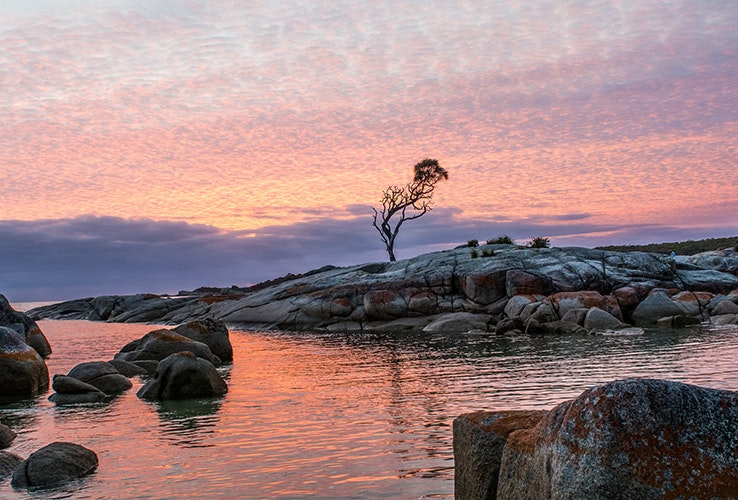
[371, 158, 448, 261]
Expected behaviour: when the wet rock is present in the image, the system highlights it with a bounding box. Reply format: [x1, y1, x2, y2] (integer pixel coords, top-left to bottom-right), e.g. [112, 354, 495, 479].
[494, 317, 524, 335]
[67, 361, 132, 395]
[655, 315, 702, 329]
[497, 379, 738, 499]
[137, 351, 228, 400]
[108, 359, 149, 377]
[504, 295, 539, 318]
[454, 410, 547, 500]
[0, 326, 49, 398]
[49, 375, 107, 405]
[173, 318, 233, 362]
[0, 423, 17, 449]
[115, 329, 221, 366]
[11, 441, 98, 489]
[422, 312, 492, 333]
[0, 451, 23, 480]
[524, 319, 587, 335]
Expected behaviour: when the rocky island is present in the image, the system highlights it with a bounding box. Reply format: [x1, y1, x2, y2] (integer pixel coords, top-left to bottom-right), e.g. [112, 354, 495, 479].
[28, 244, 738, 333]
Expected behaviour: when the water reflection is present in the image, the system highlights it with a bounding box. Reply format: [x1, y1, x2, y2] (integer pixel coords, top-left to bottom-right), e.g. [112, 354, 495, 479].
[1, 321, 736, 499]
[150, 397, 224, 448]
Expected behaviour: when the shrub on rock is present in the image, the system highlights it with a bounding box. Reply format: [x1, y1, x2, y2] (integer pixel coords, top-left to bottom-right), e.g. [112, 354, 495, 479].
[11, 441, 98, 489]
[137, 351, 228, 401]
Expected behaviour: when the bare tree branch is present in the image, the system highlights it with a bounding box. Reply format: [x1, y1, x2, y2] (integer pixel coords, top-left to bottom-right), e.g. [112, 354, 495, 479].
[371, 159, 448, 261]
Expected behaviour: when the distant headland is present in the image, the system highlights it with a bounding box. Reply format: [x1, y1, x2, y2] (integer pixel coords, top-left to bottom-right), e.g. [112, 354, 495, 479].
[27, 238, 738, 334]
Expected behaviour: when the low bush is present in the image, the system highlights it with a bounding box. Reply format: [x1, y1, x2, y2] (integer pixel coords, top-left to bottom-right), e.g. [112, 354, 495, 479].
[528, 236, 550, 248]
[486, 235, 514, 245]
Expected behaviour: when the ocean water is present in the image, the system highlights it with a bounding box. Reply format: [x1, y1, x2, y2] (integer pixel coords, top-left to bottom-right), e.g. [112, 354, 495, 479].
[1, 317, 737, 499]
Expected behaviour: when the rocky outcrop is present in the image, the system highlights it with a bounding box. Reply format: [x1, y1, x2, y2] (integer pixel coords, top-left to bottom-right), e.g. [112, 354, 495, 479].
[27, 246, 738, 333]
[455, 379, 738, 499]
[11, 441, 98, 489]
[137, 351, 228, 400]
[0, 326, 49, 398]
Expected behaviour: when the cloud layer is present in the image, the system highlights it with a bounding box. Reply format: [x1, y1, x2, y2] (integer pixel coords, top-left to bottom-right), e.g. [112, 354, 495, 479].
[1, 1, 736, 299]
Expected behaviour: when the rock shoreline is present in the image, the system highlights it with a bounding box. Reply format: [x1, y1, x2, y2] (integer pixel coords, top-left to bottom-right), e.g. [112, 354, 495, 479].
[28, 245, 738, 333]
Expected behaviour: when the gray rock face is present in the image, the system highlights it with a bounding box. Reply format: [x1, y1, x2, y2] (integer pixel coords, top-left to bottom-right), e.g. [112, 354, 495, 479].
[115, 329, 221, 366]
[496, 379, 738, 499]
[26, 246, 738, 333]
[11, 441, 98, 489]
[631, 291, 687, 325]
[0, 294, 51, 358]
[137, 351, 228, 400]
[173, 319, 233, 362]
[0, 326, 49, 397]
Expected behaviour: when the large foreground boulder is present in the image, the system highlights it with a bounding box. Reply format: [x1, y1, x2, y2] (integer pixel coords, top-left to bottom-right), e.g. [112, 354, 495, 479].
[115, 329, 221, 365]
[173, 319, 233, 362]
[0, 326, 49, 397]
[495, 379, 738, 499]
[11, 441, 98, 489]
[137, 351, 228, 400]
[454, 410, 547, 500]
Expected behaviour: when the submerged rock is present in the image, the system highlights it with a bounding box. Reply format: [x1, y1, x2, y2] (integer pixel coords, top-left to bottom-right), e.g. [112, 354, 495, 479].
[0, 451, 23, 480]
[11, 441, 98, 489]
[0, 423, 17, 449]
[137, 351, 227, 400]
[115, 329, 221, 366]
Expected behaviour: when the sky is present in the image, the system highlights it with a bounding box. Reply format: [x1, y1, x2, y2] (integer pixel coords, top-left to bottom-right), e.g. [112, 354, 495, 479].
[1, 1, 737, 301]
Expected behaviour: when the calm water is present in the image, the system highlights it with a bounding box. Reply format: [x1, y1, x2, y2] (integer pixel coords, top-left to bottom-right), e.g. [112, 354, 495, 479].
[1, 317, 738, 499]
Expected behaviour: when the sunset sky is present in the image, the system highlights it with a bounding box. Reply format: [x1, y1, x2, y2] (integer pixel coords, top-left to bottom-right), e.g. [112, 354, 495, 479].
[2, 1, 737, 301]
